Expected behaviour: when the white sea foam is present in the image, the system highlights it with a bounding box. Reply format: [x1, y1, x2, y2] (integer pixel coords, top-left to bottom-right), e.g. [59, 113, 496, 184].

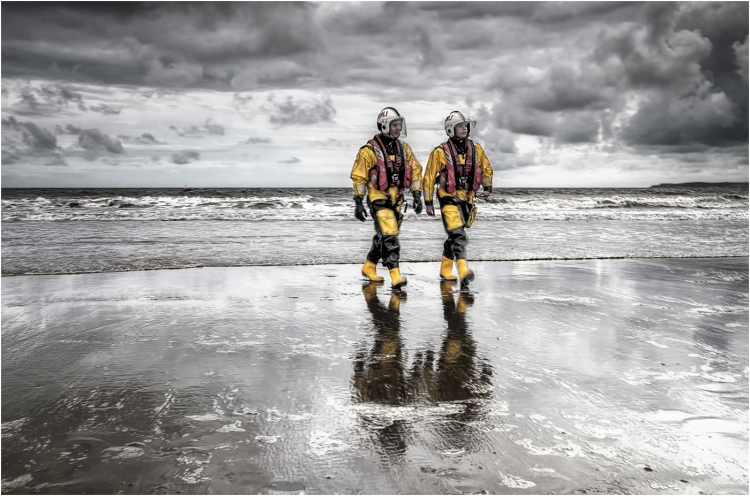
[255, 435, 281, 444]
[217, 421, 245, 432]
[3, 187, 747, 275]
[2, 188, 747, 222]
[1, 474, 33, 492]
[101, 446, 145, 459]
[307, 431, 350, 456]
[499, 473, 536, 488]
[186, 413, 223, 421]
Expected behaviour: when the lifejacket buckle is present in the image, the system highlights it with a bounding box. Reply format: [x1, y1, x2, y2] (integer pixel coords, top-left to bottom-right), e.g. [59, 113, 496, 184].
[391, 173, 400, 184]
[458, 176, 468, 187]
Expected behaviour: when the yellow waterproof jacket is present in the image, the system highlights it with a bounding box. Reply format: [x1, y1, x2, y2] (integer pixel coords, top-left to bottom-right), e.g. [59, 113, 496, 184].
[350, 140, 423, 204]
[423, 141, 493, 203]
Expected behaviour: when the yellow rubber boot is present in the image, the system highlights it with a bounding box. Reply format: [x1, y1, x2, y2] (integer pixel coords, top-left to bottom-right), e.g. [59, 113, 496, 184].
[440, 256, 457, 281]
[389, 267, 407, 289]
[457, 259, 474, 286]
[361, 259, 384, 282]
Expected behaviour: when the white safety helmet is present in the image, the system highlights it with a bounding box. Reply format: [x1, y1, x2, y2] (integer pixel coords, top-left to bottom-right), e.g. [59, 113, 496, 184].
[377, 107, 407, 137]
[444, 110, 476, 138]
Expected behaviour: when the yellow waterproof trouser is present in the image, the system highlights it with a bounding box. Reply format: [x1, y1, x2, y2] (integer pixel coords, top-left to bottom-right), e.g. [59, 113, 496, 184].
[440, 204, 464, 231]
[366, 198, 404, 269]
[375, 208, 401, 236]
[438, 196, 474, 261]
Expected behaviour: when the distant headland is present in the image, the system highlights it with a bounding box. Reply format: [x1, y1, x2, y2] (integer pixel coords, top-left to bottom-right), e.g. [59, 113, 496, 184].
[650, 182, 749, 188]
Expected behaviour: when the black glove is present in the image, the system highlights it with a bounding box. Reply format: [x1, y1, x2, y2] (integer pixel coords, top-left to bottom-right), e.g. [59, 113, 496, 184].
[354, 196, 368, 222]
[478, 185, 492, 199]
[412, 190, 423, 214]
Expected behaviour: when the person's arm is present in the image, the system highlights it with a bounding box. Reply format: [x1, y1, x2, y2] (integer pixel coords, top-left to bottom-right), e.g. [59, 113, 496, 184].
[404, 143, 423, 214]
[475, 143, 494, 199]
[423, 147, 444, 216]
[350, 146, 375, 197]
[350, 146, 376, 221]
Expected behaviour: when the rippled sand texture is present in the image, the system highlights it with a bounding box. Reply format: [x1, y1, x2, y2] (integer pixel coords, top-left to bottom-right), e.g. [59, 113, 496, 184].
[2, 259, 748, 494]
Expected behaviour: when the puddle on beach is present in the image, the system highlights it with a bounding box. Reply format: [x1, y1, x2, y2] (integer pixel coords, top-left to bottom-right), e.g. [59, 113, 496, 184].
[2, 259, 748, 494]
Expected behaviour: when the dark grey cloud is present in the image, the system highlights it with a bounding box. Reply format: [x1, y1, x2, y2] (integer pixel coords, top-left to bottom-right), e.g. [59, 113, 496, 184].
[118, 133, 162, 145]
[46, 151, 68, 166]
[483, 2, 747, 150]
[2, 116, 58, 151]
[620, 90, 736, 147]
[170, 120, 225, 137]
[243, 137, 272, 144]
[267, 95, 335, 126]
[2, 2, 323, 89]
[55, 124, 83, 135]
[415, 22, 446, 68]
[310, 138, 345, 148]
[3, 82, 128, 117]
[674, 2, 749, 143]
[278, 157, 301, 164]
[1, 117, 66, 165]
[1, 1, 746, 165]
[7, 84, 85, 116]
[171, 150, 200, 164]
[78, 129, 125, 154]
[204, 120, 225, 136]
[418, 2, 643, 25]
[2, 150, 20, 164]
[89, 104, 121, 115]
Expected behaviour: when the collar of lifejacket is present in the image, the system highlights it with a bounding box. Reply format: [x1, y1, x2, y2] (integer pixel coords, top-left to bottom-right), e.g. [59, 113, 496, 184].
[449, 136, 468, 154]
[379, 134, 396, 146]
[374, 133, 400, 156]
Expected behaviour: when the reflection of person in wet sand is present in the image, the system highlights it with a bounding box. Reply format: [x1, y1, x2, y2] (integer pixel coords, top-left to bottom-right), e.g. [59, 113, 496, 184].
[352, 283, 408, 406]
[351, 282, 493, 461]
[351, 283, 409, 463]
[433, 282, 493, 404]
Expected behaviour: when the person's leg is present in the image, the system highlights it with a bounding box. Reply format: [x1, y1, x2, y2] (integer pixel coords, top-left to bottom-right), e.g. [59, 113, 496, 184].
[439, 200, 465, 281]
[372, 202, 406, 288]
[362, 202, 385, 282]
[440, 198, 473, 285]
[455, 199, 475, 285]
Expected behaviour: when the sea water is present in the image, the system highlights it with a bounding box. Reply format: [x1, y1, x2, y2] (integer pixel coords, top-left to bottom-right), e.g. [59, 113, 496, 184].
[2, 186, 747, 276]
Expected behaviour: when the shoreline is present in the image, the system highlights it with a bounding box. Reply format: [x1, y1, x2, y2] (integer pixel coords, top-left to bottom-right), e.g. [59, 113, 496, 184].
[2, 254, 748, 278]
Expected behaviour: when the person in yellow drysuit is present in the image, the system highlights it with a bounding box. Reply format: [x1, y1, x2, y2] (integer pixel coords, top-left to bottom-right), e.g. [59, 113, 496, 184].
[423, 111, 493, 286]
[350, 107, 423, 289]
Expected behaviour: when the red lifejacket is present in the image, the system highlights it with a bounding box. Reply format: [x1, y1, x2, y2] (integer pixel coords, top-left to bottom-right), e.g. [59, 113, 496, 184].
[440, 138, 482, 194]
[366, 134, 412, 194]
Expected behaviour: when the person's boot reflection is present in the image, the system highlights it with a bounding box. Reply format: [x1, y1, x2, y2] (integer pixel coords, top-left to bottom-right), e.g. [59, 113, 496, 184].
[351, 282, 409, 464]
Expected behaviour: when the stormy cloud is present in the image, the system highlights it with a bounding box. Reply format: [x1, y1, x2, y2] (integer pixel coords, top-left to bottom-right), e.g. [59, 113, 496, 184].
[170, 120, 225, 137]
[118, 133, 162, 145]
[171, 150, 201, 164]
[267, 95, 336, 126]
[78, 129, 124, 154]
[1, 1, 747, 187]
[2, 116, 58, 151]
[243, 137, 272, 144]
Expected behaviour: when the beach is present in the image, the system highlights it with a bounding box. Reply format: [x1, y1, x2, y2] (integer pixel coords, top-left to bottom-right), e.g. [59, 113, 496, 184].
[2, 258, 747, 494]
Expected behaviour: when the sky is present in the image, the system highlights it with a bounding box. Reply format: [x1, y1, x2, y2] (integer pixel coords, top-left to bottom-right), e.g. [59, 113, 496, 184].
[1, 1, 748, 188]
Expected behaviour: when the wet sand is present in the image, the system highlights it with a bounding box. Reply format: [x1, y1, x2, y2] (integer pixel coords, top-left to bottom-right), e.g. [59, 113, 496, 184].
[2, 258, 748, 495]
